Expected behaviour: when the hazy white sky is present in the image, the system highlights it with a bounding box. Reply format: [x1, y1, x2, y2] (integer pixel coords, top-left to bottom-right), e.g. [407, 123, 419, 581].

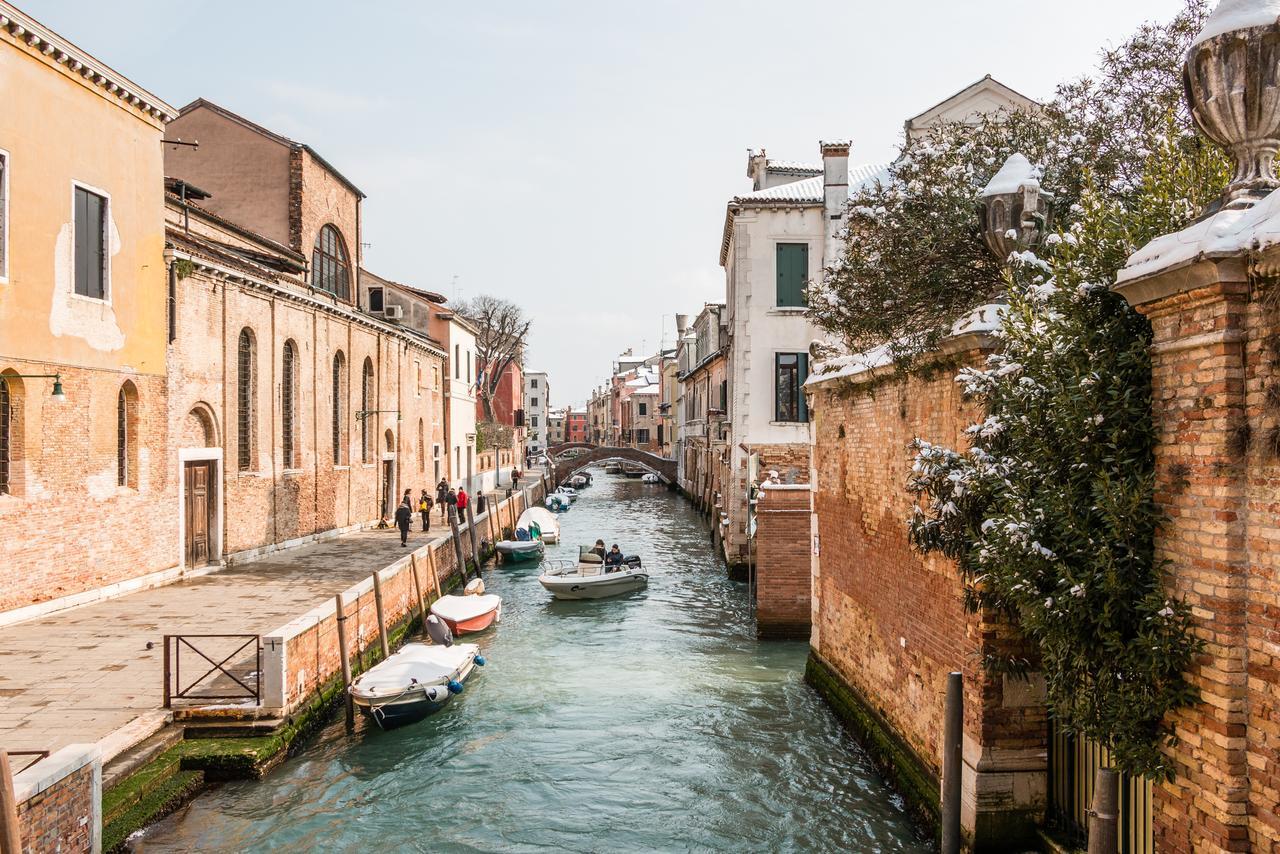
[30, 0, 1188, 406]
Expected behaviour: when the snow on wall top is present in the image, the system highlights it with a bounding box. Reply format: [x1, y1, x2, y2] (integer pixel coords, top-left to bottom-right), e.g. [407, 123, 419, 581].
[1192, 0, 1280, 46]
[1118, 188, 1280, 283]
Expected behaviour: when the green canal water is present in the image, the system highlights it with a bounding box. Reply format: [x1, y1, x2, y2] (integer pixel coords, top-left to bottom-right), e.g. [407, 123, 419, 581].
[134, 471, 927, 853]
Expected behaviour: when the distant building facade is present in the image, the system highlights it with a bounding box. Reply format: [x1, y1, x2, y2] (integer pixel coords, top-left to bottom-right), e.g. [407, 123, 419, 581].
[524, 371, 549, 455]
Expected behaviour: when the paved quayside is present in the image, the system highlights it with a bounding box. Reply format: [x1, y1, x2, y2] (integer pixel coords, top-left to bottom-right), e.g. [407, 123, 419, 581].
[0, 524, 454, 757]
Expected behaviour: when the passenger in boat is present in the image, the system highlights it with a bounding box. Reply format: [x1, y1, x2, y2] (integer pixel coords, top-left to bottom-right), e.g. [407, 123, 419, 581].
[590, 540, 606, 559]
[605, 544, 625, 569]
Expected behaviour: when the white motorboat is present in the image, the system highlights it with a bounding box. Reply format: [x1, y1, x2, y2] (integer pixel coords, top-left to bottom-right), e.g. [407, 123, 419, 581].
[517, 506, 560, 544]
[568, 473, 592, 489]
[349, 622, 483, 729]
[640, 473, 661, 484]
[545, 493, 571, 512]
[538, 547, 648, 600]
[554, 487, 579, 503]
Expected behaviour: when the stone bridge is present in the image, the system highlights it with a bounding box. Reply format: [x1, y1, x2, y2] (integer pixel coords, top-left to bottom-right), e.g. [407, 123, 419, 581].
[548, 443, 676, 485]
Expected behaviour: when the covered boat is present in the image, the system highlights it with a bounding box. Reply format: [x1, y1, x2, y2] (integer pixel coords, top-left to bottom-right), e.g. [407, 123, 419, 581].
[538, 547, 648, 600]
[568, 473, 592, 488]
[429, 578, 501, 634]
[516, 506, 560, 544]
[350, 617, 483, 729]
[554, 486, 579, 503]
[640, 473, 661, 484]
[545, 493, 571, 512]
[494, 536, 545, 563]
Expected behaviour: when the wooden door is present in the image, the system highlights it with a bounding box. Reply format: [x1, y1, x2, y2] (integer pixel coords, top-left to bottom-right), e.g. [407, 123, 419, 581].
[381, 459, 394, 520]
[185, 462, 212, 566]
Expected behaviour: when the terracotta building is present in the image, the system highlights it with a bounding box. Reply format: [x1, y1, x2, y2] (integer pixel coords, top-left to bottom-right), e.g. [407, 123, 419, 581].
[0, 4, 179, 616]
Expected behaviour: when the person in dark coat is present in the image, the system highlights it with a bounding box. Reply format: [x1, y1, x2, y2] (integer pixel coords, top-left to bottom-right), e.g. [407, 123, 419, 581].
[446, 488, 458, 521]
[394, 498, 413, 547]
[436, 479, 449, 520]
[511, 469, 520, 489]
[418, 490, 433, 532]
[605, 544, 624, 568]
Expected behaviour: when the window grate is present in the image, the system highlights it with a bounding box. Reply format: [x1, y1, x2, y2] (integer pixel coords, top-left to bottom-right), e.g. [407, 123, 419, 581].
[117, 388, 128, 486]
[282, 341, 297, 467]
[332, 353, 344, 464]
[0, 377, 9, 495]
[312, 225, 350, 300]
[418, 420, 425, 473]
[237, 330, 254, 471]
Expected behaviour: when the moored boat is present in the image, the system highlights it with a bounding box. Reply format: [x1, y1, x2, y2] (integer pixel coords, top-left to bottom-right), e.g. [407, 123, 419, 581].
[538, 547, 648, 600]
[494, 537, 545, 563]
[545, 493, 571, 512]
[350, 618, 483, 730]
[429, 578, 501, 634]
[516, 506, 560, 544]
[568, 473, 592, 489]
[640, 473, 661, 484]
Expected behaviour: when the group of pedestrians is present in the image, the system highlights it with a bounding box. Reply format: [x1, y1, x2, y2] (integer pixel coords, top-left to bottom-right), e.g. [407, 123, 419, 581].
[393, 478, 471, 547]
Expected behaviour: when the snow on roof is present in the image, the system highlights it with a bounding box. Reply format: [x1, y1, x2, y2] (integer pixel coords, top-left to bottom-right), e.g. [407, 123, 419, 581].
[734, 175, 823, 204]
[981, 153, 1038, 197]
[849, 163, 892, 197]
[805, 304, 1005, 388]
[1193, 0, 1280, 47]
[1119, 187, 1280, 283]
[633, 384, 661, 396]
[767, 159, 822, 175]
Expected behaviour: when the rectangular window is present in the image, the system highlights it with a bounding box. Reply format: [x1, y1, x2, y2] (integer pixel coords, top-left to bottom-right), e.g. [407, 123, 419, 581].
[776, 243, 808, 307]
[635, 428, 650, 445]
[368, 287, 384, 313]
[433, 366, 440, 389]
[531, 379, 538, 389]
[466, 351, 471, 384]
[415, 360, 422, 397]
[775, 353, 809, 422]
[531, 415, 539, 428]
[454, 345, 460, 379]
[531, 397, 538, 408]
[74, 186, 107, 299]
[720, 380, 728, 412]
[638, 402, 647, 416]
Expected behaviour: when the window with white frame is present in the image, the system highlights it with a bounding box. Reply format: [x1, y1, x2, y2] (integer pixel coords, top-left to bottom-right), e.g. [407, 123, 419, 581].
[74, 185, 108, 300]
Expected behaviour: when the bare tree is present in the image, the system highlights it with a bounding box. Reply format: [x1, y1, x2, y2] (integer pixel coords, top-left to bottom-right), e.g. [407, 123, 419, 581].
[455, 295, 531, 422]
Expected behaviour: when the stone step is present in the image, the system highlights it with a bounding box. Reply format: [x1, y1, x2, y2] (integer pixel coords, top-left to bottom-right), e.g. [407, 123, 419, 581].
[102, 723, 185, 791]
[181, 717, 286, 739]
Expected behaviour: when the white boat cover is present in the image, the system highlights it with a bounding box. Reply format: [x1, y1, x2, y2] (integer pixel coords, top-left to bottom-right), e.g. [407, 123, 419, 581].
[351, 642, 477, 700]
[517, 507, 560, 542]
[496, 539, 543, 553]
[430, 593, 501, 624]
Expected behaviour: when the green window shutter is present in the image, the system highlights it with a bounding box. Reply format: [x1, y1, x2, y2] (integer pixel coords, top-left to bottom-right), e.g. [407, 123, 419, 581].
[776, 243, 808, 307]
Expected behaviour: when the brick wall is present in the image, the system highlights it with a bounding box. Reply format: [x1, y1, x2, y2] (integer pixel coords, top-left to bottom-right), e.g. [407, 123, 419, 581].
[14, 746, 100, 854]
[807, 338, 1046, 848]
[754, 483, 811, 638]
[723, 441, 810, 567]
[0, 364, 174, 612]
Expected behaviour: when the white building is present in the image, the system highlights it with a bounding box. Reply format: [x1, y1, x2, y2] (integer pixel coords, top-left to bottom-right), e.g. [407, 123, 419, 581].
[427, 305, 478, 491]
[718, 75, 1034, 568]
[524, 371, 550, 455]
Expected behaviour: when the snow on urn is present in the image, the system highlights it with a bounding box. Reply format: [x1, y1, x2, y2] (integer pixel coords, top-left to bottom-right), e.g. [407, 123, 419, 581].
[1184, 0, 1280, 205]
[978, 152, 1053, 262]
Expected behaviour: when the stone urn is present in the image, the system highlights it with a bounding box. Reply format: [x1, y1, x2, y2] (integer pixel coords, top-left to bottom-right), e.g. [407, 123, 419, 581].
[977, 152, 1053, 261]
[1184, 0, 1280, 205]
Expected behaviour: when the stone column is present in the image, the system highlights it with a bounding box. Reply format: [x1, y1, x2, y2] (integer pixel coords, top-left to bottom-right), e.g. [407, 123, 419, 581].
[1114, 257, 1252, 853]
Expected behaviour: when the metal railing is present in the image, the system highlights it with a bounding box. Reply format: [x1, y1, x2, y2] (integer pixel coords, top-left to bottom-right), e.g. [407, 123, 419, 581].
[6, 750, 50, 774]
[163, 634, 261, 707]
[1048, 721, 1153, 854]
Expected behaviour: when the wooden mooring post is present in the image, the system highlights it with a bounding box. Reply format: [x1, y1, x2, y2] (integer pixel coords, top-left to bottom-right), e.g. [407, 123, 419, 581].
[941, 671, 963, 854]
[409, 553, 428, 637]
[0, 750, 21, 854]
[426, 545, 443, 601]
[334, 593, 355, 729]
[466, 501, 482, 565]
[448, 508, 468, 580]
[371, 571, 390, 660]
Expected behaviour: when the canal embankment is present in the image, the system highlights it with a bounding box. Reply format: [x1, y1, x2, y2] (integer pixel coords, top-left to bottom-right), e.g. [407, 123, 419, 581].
[6, 479, 548, 852]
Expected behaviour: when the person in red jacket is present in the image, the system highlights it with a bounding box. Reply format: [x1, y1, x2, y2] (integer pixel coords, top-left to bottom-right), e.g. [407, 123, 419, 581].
[456, 487, 469, 518]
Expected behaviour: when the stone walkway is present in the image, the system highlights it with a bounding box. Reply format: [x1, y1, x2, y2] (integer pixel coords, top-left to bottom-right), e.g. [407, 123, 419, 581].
[0, 521, 454, 756]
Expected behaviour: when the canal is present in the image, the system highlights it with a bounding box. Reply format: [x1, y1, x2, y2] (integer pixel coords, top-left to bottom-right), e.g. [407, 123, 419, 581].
[134, 470, 927, 852]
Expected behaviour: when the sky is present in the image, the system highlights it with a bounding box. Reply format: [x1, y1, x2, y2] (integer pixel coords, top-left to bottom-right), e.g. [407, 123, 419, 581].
[28, 0, 1189, 407]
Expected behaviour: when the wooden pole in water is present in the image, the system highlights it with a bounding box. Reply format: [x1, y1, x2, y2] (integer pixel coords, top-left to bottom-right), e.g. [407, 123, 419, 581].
[941, 671, 963, 854]
[487, 497, 498, 548]
[449, 508, 468, 581]
[465, 501, 481, 566]
[334, 593, 354, 729]
[371, 571, 390, 660]
[0, 750, 21, 854]
[409, 553, 428, 638]
[426, 544, 443, 601]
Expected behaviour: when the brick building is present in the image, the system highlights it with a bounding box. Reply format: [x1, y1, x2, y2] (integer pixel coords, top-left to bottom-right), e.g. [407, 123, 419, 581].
[0, 5, 179, 615]
[677, 304, 730, 524]
[566, 408, 588, 443]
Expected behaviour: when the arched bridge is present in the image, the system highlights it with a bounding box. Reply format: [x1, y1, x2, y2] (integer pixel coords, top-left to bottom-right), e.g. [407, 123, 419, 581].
[546, 442, 598, 459]
[551, 445, 676, 485]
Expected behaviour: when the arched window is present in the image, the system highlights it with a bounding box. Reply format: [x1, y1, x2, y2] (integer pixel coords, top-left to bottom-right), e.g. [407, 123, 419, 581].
[418, 419, 425, 473]
[312, 225, 350, 300]
[237, 329, 256, 471]
[332, 351, 346, 465]
[282, 340, 299, 468]
[117, 381, 139, 488]
[361, 357, 374, 463]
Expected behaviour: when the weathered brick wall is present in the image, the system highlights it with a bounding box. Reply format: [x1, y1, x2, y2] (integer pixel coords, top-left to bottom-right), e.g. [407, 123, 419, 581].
[15, 749, 99, 854]
[755, 484, 811, 638]
[808, 340, 1046, 847]
[723, 441, 810, 566]
[0, 364, 174, 612]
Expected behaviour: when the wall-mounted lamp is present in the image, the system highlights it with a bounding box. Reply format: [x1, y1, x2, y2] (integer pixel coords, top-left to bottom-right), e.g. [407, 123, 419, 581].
[355, 409, 400, 422]
[8, 373, 67, 402]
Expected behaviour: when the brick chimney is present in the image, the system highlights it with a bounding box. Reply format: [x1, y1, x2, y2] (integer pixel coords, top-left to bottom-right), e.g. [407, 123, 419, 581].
[821, 140, 850, 267]
[747, 148, 769, 190]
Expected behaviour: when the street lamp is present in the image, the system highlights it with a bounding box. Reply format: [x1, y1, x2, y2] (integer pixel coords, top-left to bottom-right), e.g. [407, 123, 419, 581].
[978, 152, 1053, 263]
[7, 373, 67, 402]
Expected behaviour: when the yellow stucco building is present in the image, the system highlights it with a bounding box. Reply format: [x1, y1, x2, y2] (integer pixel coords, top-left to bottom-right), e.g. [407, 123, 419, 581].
[0, 1, 179, 616]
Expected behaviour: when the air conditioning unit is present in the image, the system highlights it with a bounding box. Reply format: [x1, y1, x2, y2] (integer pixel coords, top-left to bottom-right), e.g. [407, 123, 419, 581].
[384, 304, 404, 321]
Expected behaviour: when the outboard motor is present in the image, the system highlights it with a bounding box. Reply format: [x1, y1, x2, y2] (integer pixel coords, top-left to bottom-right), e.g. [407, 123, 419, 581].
[425, 614, 453, 647]
[625, 556, 643, 569]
